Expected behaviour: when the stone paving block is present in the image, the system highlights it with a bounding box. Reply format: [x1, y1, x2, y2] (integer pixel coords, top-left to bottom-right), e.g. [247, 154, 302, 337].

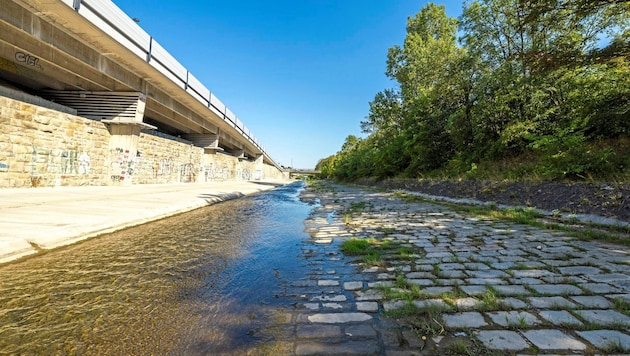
[570, 295, 612, 308]
[538, 310, 583, 326]
[322, 303, 344, 309]
[345, 324, 377, 339]
[435, 278, 462, 286]
[441, 263, 464, 270]
[494, 285, 530, 296]
[377, 273, 395, 280]
[529, 284, 584, 295]
[367, 281, 393, 288]
[466, 278, 507, 285]
[558, 266, 602, 275]
[467, 269, 509, 278]
[355, 290, 384, 301]
[511, 269, 557, 278]
[542, 275, 587, 284]
[303, 303, 319, 310]
[510, 277, 544, 285]
[422, 286, 453, 295]
[461, 285, 488, 296]
[356, 302, 378, 313]
[407, 279, 434, 286]
[465, 262, 491, 270]
[296, 324, 342, 338]
[415, 264, 435, 272]
[590, 273, 630, 283]
[405, 271, 433, 279]
[498, 256, 527, 262]
[438, 270, 467, 278]
[453, 297, 482, 310]
[574, 309, 630, 326]
[412, 299, 447, 309]
[308, 312, 372, 324]
[502, 297, 528, 309]
[343, 281, 363, 290]
[443, 312, 488, 328]
[579, 283, 622, 294]
[295, 340, 379, 355]
[318, 279, 340, 286]
[311, 295, 347, 302]
[486, 311, 541, 327]
[383, 300, 407, 312]
[528, 296, 576, 309]
[491, 261, 515, 270]
[475, 330, 529, 351]
[425, 252, 453, 259]
[522, 329, 586, 351]
[575, 330, 630, 351]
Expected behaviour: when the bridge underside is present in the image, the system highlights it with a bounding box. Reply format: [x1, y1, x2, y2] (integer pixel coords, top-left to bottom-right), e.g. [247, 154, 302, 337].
[0, 0, 275, 165]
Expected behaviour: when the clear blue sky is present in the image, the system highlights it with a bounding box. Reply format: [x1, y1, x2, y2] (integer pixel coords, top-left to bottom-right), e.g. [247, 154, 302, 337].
[112, 0, 464, 169]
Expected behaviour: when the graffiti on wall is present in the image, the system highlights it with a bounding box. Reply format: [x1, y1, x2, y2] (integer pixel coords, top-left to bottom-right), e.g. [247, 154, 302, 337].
[26, 147, 91, 175]
[15, 51, 42, 69]
[110, 148, 139, 182]
[204, 163, 228, 182]
[180, 163, 195, 183]
[152, 158, 173, 177]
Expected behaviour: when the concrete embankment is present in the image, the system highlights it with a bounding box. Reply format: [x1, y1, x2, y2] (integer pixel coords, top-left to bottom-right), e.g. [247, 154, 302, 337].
[0, 180, 290, 264]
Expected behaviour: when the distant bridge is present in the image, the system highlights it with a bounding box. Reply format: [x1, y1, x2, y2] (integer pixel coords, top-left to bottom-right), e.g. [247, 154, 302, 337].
[287, 169, 321, 178]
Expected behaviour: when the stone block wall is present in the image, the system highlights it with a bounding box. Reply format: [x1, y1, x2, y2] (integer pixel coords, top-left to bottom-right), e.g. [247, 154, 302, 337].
[133, 132, 204, 184]
[0, 95, 284, 187]
[0, 96, 111, 187]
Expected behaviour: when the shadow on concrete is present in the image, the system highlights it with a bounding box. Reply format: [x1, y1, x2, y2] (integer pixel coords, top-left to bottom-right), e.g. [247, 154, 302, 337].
[198, 192, 245, 204]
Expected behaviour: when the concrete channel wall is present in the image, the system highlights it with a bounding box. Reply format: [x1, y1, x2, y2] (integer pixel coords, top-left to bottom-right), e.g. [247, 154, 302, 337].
[0, 95, 284, 188]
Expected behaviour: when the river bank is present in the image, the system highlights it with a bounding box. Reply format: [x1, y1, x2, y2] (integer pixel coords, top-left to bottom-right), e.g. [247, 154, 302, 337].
[0, 180, 290, 264]
[359, 178, 630, 223]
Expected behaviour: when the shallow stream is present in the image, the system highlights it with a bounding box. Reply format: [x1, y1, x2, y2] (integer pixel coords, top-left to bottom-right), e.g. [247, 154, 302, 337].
[0, 181, 313, 354]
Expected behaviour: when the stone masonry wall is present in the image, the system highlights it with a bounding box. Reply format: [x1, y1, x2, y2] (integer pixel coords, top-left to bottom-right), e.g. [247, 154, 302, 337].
[0, 96, 111, 187]
[133, 132, 203, 184]
[0, 96, 284, 187]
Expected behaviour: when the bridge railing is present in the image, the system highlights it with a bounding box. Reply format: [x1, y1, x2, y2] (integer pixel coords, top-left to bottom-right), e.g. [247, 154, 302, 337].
[60, 0, 275, 166]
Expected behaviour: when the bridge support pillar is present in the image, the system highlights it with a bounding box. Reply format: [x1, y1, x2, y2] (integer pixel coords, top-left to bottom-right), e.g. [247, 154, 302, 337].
[235, 149, 247, 160]
[185, 133, 223, 153]
[106, 124, 143, 185]
[253, 154, 263, 180]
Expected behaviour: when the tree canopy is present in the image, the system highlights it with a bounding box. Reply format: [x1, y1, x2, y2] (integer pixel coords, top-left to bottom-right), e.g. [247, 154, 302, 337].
[317, 0, 630, 181]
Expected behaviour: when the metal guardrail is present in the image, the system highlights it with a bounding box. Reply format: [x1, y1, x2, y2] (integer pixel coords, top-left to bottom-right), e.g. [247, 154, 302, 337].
[62, 0, 273, 164]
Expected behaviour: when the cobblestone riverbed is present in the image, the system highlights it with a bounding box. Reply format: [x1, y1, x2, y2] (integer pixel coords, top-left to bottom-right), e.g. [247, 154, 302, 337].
[257, 181, 630, 355]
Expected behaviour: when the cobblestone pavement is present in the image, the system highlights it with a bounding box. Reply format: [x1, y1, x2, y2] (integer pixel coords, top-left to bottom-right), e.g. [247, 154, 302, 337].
[257, 183, 630, 355]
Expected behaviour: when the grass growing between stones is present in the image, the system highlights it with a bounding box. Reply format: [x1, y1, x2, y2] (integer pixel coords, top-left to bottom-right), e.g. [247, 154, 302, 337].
[612, 298, 630, 316]
[393, 191, 630, 247]
[386, 303, 447, 338]
[441, 336, 500, 356]
[340, 237, 394, 266]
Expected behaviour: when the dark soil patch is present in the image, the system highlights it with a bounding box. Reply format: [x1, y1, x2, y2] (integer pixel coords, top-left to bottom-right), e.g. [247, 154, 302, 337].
[358, 179, 630, 223]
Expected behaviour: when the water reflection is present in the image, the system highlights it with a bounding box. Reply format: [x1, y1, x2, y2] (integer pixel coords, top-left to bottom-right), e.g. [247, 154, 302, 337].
[0, 182, 311, 354]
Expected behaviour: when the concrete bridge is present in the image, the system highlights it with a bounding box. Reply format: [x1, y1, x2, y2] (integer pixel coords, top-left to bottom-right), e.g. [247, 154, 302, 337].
[287, 169, 321, 178]
[0, 0, 284, 187]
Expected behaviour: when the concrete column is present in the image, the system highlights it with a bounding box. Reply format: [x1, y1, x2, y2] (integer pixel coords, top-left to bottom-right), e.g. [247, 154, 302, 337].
[253, 154, 263, 180]
[107, 124, 142, 185]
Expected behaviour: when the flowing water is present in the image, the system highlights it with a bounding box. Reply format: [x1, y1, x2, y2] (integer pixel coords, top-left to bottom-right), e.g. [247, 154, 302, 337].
[0, 181, 313, 355]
